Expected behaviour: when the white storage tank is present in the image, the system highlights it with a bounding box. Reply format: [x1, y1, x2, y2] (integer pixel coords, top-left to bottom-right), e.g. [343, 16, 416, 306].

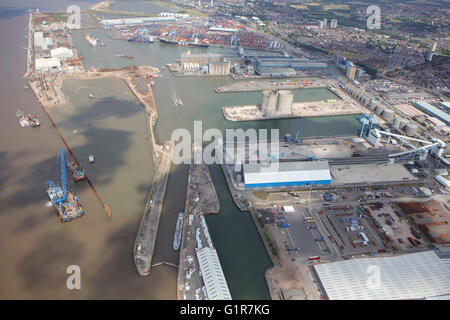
[393, 117, 402, 128]
[399, 118, 409, 129]
[382, 109, 395, 121]
[369, 100, 377, 110]
[375, 105, 385, 114]
[277, 90, 293, 114]
[404, 123, 418, 136]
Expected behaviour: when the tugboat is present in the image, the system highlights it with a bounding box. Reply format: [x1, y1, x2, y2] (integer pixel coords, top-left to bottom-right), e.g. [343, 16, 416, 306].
[47, 147, 85, 223]
[28, 113, 40, 127]
[66, 159, 87, 182]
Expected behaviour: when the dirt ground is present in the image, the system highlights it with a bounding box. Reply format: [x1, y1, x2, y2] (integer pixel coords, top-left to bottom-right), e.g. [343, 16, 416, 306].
[264, 224, 312, 300]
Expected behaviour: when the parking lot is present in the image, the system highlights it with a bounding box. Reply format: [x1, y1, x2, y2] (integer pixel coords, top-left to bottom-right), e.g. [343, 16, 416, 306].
[259, 205, 333, 261]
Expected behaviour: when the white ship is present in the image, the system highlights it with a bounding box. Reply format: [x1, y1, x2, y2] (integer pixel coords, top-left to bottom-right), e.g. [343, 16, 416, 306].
[173, 212, 184, 251]
[84, 34, 99, 47]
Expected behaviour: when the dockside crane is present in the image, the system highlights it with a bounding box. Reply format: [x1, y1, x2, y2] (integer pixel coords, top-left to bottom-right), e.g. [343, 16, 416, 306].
[47, 147, 67, 205]
[293, 127, 302, 144]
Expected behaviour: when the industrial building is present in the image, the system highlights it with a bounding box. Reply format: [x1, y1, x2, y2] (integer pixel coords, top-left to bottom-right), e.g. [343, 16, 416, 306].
[101, 17, 176, 26]
[253, 57, 328, 70]
[313, 250, 450, 300]
[196, 247, 232, 300]
[413, 101, 450, 125]
[50, 47, 73, 59]
[243, 161, 331, 188]
[435, 175, 450, 192]
[208, 60, 231, 75]
[34, 31, 53, 50]
[346, 63, 356, 80]
[35, 57, 61, 71]
[439, 101, 450, 110]
[180, 51, 243, 74]
[330, 19, 338, 29]
[255, 67, 297, 77]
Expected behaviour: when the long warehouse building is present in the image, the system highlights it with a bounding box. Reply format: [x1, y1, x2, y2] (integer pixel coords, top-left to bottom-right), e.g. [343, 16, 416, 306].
[196, 247, 232, 300]
[313, 250, 450, 300]
[243, 161, 332, 188]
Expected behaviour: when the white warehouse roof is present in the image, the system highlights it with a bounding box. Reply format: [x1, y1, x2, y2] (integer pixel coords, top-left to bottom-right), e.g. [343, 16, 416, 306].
[243, 161, 331, 188]
[196, 247, 232, 300]
[51, 47, 73, 58]
[314, 251, 450, 300]
[35, 57, 61, 71]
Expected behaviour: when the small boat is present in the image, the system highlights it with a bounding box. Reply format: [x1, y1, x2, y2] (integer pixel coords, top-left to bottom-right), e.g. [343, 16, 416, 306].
[66, 159, 87, 182]
[173, 88, 183, 107]
[173, 212, 184, 251]
[89, 93, 94, 99]
[28, 113, 40, 127]
[175, 98, 183, 107]
[88, 154, 95, 164]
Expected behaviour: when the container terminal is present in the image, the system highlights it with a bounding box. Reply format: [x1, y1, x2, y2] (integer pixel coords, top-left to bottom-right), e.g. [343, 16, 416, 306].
[102, 17, 277, 51]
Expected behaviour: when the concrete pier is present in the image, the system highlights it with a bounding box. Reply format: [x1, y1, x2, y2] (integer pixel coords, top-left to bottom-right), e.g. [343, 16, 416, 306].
[176, 144, 221, 300]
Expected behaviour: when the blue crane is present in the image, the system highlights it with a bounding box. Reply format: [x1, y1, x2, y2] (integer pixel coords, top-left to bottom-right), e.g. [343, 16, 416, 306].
[46, 147, 67, 205]
[294, 127, 302, 144]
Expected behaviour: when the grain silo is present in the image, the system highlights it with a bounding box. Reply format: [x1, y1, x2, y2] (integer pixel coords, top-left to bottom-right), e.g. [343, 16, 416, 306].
[375, 104, 385, 114]
[393, 117, 402, 128]
[382, 109, 395, 122]
[262, 90, 277, 116]
[277, 90, 293, 115]
[261, 90, 271, 111]
[404, 123, 418, 136]
[399, 118, 408, 129]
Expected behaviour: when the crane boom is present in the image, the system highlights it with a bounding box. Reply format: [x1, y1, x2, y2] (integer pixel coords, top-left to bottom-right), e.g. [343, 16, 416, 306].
[60, 147, 67, 201]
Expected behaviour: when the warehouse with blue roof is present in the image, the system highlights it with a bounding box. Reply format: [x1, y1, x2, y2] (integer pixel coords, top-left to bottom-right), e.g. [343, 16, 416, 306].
[243, 161, 332, 189]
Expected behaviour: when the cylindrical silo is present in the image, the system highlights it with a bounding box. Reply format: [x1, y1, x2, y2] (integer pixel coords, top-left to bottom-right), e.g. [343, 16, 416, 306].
[261, 90, 271, 111]
[405, 123, 418, 136]
[399, 118, 408, 129]
[375, 105, 385, 114]
[277, 90, 293, 114]
[266, 91, 278, 116]
[393, 117, 402, 128]
[382, 109, 395, 122]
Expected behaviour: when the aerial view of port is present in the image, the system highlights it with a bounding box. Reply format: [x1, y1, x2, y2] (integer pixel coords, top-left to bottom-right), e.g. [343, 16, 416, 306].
[1, 0, 450, 306]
